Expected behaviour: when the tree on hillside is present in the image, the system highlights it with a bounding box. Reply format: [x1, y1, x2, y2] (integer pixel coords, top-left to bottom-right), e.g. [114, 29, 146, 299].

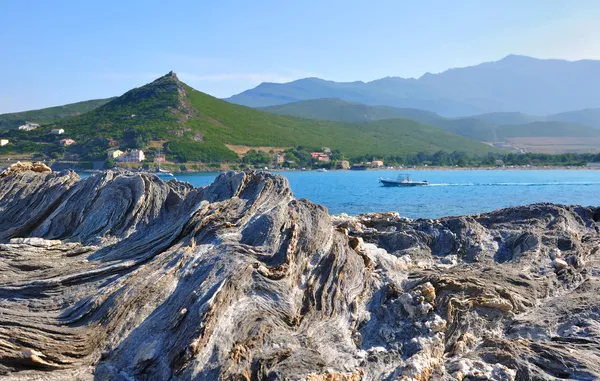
[242, 150, 271, 166]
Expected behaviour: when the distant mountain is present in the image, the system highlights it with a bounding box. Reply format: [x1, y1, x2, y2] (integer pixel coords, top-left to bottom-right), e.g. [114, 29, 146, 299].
[1, 73, 498, 162]
[550, 108, 600, 129]
[259, 98, 600, 153]
[496, 121, 600, 140]
[0, 98, 114, 131]
[228, 55, 600, 117]
[260, 98, 440, 123]
[469, 112, 542, 126]
[472, 109, 600, 129]
[260, 98, 498, 141]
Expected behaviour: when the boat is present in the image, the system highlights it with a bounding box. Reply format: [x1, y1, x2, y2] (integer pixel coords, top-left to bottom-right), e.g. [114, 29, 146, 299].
[379, 174, 428, 187]
[154, 144, 174, 177]
[317, 168, 328, 172]
[156, 168, 174, 177]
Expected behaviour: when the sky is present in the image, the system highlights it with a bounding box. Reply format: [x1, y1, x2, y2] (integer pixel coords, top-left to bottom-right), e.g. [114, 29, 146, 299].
[2, 0, 600, 113]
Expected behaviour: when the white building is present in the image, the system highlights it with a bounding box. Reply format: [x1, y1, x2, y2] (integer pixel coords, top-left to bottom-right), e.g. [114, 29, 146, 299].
[117, 149, 145, 163]
[0, 139, 9, 147]
[51, 129, 65, 135]
[18, 123, 39, 131]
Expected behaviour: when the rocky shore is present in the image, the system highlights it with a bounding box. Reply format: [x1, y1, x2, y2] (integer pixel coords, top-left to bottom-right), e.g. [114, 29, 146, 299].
[0, 164, 599, 380]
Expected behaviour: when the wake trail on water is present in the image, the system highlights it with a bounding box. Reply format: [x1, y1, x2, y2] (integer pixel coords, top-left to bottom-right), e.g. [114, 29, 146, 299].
[427, 181, 600, 187]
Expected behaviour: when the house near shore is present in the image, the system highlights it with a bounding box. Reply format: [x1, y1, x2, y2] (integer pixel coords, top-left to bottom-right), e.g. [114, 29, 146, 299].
[154, 154, 166, 163]
[337, 160, 350, 169]
[371, 160, 384, 168]
[18, 123, 39, 131]
[350, 163, 367, 170]
[51, 128, 65, 135]
[273, 154, 285, 164]
[310, 152, 330, 163]
[117, 149, 145, 163]
[59, 138, 76, 146]
[107, 149, 125, 159]
[0, 139, 9, 147]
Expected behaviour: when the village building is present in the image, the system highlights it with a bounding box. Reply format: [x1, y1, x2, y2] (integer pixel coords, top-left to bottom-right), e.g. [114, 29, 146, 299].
[154, 154, 166, 163]
[310, 152, 330, 162]
[18, 123, 39, 131]
[59, 138, 76, 146]
[117, 149, 145, 163]
[337, 160, 350, 169]
[322, 147, 332, 154]
[107, 149, 124, 159]
[273, 154, 285, 164]
[51, 128, 65, 135]
[0, 139, 9, 147]
[371, 160, 384, 167]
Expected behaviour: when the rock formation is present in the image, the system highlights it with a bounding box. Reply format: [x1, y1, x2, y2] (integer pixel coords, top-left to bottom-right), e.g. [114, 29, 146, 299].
[0, 166, 599, 380]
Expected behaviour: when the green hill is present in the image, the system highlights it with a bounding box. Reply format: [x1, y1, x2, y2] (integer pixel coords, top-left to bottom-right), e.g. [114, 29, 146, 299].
[1, 73, 499, 162]
[470, 112, 542, 126]
[260, 98, 440, 123]
[259, 98, 600, 146]
[0, 98, 113, 131]
[550, 108, 600, 129]
[261, 98, 499, 141]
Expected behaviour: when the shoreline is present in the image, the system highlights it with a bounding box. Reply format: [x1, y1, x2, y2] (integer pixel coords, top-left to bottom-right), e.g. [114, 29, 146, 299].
[75, 166, 600, 175]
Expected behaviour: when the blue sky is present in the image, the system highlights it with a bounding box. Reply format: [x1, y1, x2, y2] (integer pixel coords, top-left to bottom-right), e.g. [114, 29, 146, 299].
[2, 0, 600, 113]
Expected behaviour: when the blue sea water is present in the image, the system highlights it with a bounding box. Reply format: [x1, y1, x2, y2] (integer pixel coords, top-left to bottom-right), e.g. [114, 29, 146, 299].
[172, 170, 600, 219]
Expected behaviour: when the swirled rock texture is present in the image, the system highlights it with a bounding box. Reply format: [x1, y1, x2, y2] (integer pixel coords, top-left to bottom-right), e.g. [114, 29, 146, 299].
[0, 167, 599, 380]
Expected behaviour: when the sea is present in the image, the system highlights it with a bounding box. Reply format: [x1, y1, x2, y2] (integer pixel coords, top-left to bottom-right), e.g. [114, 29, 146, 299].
[169, 169, 600, 219]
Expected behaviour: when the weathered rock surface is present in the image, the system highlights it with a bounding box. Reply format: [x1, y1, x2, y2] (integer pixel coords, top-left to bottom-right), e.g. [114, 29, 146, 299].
[0, 167, 599, 380]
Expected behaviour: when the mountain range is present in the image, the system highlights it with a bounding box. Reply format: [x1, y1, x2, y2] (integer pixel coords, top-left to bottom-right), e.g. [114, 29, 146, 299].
[228, 55, 600, 117]
[3, 55, 600, 161]
[260, 98, 600, 153]
[0, 73, 497, 163]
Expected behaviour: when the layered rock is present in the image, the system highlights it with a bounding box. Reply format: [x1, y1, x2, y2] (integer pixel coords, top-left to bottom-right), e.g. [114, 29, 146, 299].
[0, 167, 598, 380]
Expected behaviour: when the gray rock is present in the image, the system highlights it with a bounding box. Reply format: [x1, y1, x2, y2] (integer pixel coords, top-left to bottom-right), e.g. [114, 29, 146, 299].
[0, 168, 599, 380]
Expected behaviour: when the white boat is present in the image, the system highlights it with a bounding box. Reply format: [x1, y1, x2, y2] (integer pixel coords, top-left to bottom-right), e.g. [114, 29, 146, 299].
[156, 169, 174, 177]
[155, 144, 173, 177]
[317, 168, 328, 172]
[379, 174, 428, 187]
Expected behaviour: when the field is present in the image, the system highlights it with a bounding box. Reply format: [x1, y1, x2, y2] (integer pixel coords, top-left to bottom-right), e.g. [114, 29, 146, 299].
[506, 137, 600, 154]
[225, 145, 290, 158]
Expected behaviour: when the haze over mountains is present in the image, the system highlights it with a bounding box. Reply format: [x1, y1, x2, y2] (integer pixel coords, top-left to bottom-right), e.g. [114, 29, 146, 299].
[260, 98, 600, 153]
[4, 54, 600, 159]
[228, 55, 600, 117]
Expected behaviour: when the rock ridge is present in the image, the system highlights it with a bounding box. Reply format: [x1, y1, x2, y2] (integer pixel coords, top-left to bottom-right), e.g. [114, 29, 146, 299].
[0, 169, 598, 380]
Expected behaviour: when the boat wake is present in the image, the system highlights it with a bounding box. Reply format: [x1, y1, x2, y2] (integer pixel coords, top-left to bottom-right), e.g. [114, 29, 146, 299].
[427, 181, 600, 187]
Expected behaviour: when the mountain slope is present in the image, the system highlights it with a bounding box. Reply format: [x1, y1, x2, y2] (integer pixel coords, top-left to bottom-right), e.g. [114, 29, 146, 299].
[0, 98, 114, 131]
[5, 73, 499, 162]
[227, 55, 600, 116]
[550, 108, 600, 129]
[260, 98, 499, 141]
[259, 98, 600, 152]
[260, 98, 440, 123]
